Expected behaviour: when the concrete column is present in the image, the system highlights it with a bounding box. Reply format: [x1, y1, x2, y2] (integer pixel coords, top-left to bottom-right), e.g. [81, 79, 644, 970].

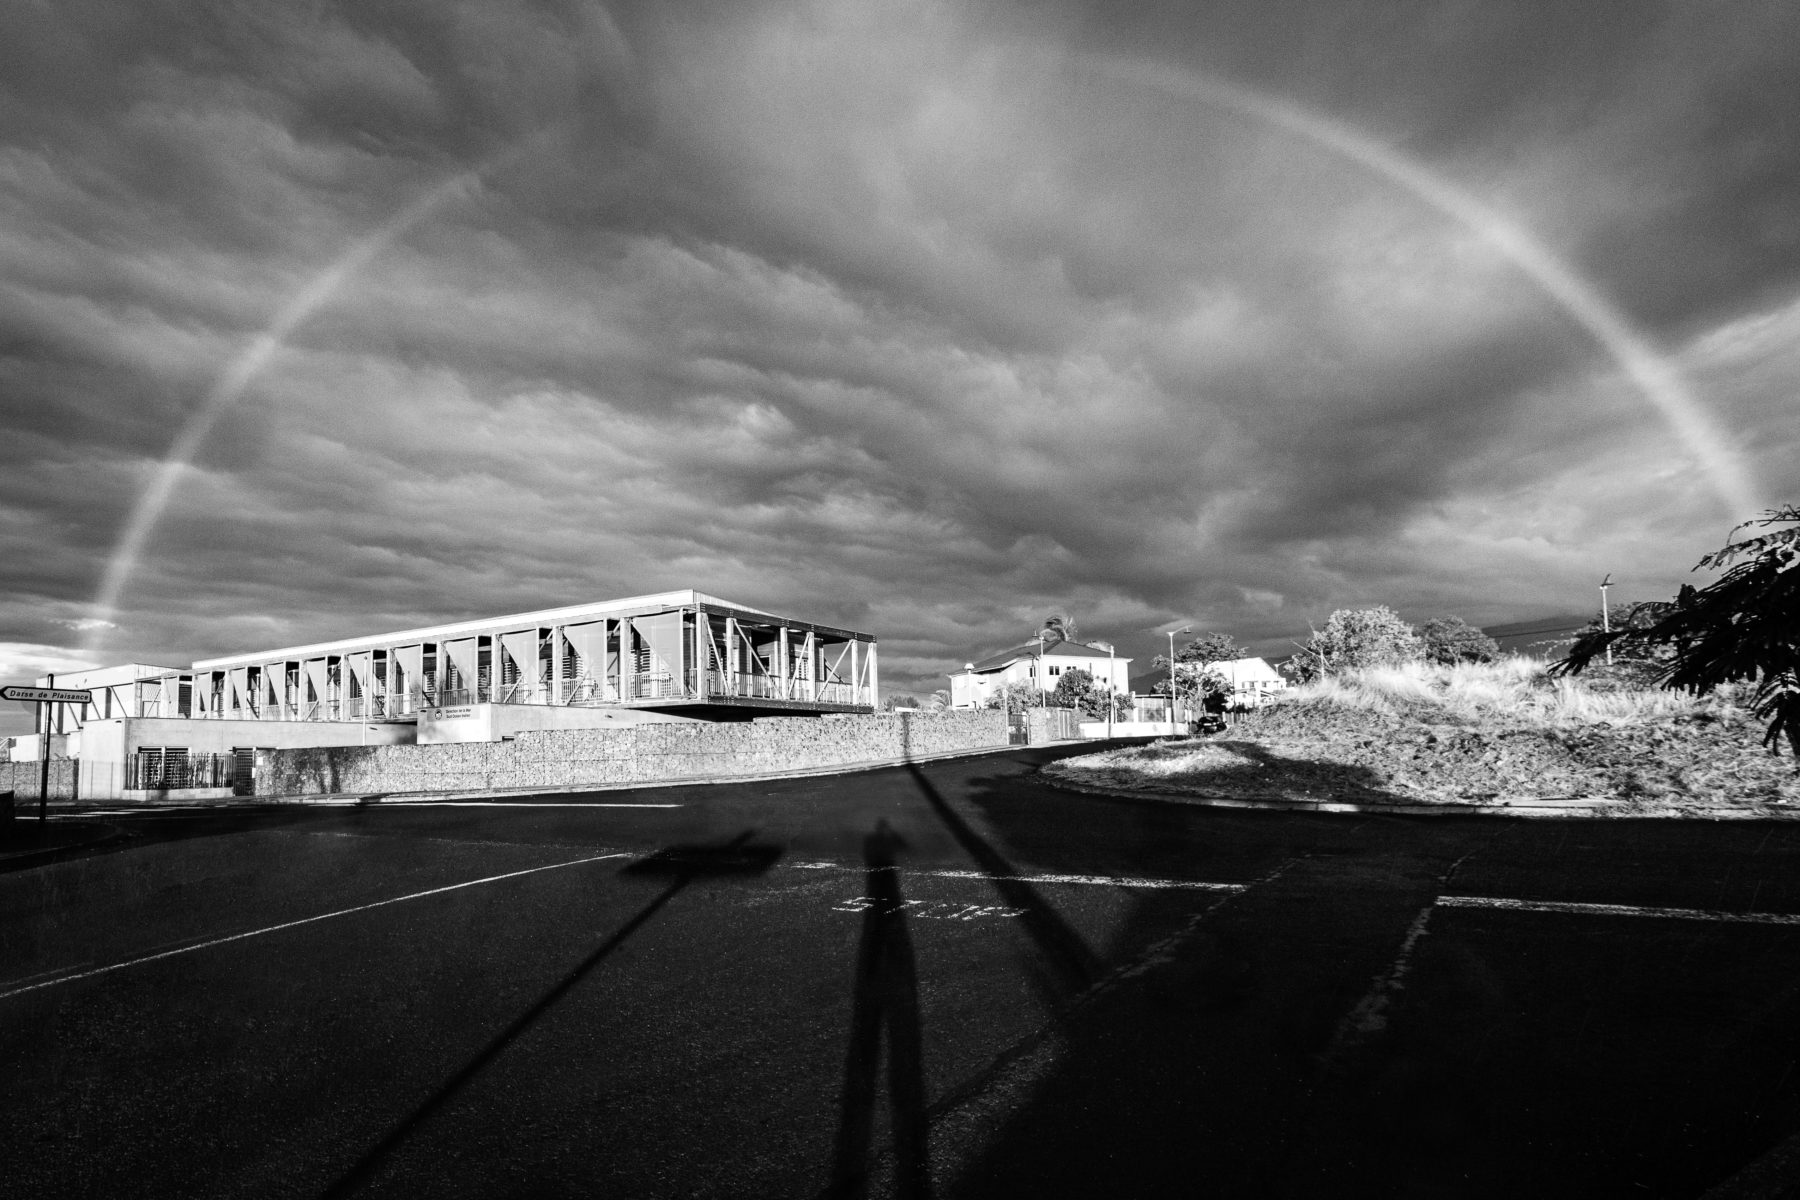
[777, 628, 790, 700]
[618, 619, 631, 702]
[692, 608, 705, 700]
[724, 619, 738, 697]
[552, 626, 565, 704]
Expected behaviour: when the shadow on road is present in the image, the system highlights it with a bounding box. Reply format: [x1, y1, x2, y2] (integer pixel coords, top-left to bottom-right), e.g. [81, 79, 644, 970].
[827, 820, 931, 1200]
[904, 761, 1101, 1001]
[321, 830, 782, 1198]
[893, 748, 1465, 1197]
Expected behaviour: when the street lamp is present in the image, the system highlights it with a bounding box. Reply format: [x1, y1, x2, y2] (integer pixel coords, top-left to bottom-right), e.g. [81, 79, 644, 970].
[1034, 633, 1045, 711]
[1167, 626, 1191, 737]
[1091, 640, 1116, 739]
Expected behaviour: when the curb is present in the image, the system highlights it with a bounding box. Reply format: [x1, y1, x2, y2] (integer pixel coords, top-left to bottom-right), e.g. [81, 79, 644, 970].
[1038, 773, 1800, 821]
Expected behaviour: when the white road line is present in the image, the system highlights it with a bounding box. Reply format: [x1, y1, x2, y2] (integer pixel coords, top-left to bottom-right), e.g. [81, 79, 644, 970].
[312, 800, 683, 808]
[787, 861, 1246, 892]
[1327, 904, 1436, 1059]
[1439, 895, 1800, 925]
[0, 851, 630, 1003]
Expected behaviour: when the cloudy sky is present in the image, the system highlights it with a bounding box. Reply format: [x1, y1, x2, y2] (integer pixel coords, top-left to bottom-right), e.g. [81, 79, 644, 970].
[3, 0, 1798, 724]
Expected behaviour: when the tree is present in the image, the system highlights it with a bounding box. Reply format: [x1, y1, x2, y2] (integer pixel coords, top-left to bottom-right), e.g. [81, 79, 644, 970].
[981, 682, 1048, 715]
[1048, 667, 1130, 720]
[1048, 667, 1093, 710]
[1553, 505, 1800, 764]
[1289, 606, 1424, 682]
[924, 689, 953, 712]
[1420, 616, 1500, 665]
[1570, 599, 1671, 664]
[1151, 631, 1244, 674]
[1037, 614, 1080, 648]
[882, 694, 923, 712]
[1174, 663, 1232, 708]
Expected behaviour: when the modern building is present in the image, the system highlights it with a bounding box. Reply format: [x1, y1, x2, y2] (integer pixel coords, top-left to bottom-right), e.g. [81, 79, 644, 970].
[18, 590, 877, 799]
[947, 640, 1132, 710]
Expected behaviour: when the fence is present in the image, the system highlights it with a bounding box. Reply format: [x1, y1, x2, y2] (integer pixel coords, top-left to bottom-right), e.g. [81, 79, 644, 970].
[125, 750, 237, 791]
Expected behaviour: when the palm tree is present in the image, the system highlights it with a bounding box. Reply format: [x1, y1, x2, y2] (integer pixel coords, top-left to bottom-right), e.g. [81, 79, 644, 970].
[1038, 614, 1079, 648]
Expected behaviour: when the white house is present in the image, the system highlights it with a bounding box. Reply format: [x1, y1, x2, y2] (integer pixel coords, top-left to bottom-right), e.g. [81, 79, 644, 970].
[948, 641, 1132, 710]
[1186, 656, 1288, 708]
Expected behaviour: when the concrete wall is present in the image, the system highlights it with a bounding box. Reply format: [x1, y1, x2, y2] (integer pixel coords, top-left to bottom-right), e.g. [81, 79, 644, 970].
[260, 710, 1007, 797]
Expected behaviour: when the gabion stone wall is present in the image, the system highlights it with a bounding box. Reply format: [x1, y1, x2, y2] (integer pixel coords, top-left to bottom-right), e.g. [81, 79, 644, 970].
[259, 710, 1007, 798]
[0, 760, 79, 801]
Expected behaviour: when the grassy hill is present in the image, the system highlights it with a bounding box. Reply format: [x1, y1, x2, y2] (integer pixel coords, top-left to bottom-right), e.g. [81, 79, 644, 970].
[1046, 659, 1799, 817]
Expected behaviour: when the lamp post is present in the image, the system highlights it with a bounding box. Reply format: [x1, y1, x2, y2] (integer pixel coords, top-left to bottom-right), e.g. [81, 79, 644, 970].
[1094, 647, 1108, 741]
[1599, 574, 1614, 667]
[1091, 640, 1116, 740]
[1167, 626, 1191, 736]
[1034, 634, 1045, 711]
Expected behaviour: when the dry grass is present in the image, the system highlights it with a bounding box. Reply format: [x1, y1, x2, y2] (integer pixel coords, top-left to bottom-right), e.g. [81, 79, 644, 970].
[1286, 658, 1726, 729]
[1044, 657, 1796, 813]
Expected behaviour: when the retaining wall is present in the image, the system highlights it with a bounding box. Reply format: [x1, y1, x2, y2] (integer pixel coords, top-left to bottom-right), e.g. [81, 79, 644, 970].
[259, 711, 1008, 797]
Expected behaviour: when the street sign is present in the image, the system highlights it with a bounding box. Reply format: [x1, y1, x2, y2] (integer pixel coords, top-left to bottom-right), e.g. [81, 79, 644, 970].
[0, 686, 92, 705]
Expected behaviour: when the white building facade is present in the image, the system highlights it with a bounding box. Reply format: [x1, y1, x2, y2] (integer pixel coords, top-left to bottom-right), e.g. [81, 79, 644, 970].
[20, 590, 877, 800]
[948, 641, 1132, 710]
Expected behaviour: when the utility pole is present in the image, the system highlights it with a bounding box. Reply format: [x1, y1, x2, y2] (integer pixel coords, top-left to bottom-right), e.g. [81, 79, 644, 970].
[1094, 647, 1108, 741]
[1600, 574, 1614, 667]
[1167, 626, 1191, 737]
[38, 672, 52, 822]
[1091, 640, 1116, 740]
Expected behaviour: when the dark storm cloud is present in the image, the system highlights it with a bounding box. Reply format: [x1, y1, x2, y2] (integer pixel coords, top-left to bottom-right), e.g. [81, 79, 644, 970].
[2, 0, 1799, 710]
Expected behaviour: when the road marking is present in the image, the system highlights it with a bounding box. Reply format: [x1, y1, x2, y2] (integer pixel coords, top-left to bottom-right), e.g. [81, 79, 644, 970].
[830, 898, 1026, 920]
[312, 800, 683, 808]
[1439, 895, 1800, 925]
[0, 851, 630, 1003]
[788, 862, 1245, 892]
[1327, 904, 1436, 1058]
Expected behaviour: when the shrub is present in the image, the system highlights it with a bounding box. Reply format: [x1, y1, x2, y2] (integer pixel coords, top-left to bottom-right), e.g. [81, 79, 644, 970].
[1289, 606, 1424, 682]
[1421, 616, 1500, 665]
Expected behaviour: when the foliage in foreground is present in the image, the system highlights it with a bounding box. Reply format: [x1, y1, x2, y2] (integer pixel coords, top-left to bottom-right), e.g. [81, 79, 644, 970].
[1554, 505, 1800, 763]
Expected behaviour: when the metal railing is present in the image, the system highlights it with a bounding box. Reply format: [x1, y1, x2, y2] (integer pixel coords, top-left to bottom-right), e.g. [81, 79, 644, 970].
[126, 751, 236, 791]
[171, 668, 866, 720]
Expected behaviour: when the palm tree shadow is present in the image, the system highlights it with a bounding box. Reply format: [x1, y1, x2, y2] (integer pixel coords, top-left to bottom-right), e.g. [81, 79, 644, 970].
[903, 761, 1101, 1001]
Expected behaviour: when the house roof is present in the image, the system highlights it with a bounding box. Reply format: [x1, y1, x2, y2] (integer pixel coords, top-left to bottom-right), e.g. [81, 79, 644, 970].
[963, 640, 1130, 674]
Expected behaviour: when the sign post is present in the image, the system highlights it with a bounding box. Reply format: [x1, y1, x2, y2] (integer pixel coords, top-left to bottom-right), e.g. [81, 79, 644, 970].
[2, 678, 92, 821]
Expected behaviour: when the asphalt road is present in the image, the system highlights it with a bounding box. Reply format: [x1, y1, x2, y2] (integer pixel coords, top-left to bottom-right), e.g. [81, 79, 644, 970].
[6, 744, 1800, 1198]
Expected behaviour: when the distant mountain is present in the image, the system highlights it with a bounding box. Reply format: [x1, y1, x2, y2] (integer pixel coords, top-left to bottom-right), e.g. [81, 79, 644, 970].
[1481, 614, 1589, 659]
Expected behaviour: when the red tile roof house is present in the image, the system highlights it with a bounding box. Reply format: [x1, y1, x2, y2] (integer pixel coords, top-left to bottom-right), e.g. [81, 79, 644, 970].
[948, 641, 1132, 710]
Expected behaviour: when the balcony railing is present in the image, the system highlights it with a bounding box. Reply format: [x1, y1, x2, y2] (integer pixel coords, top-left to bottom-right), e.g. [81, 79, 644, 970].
[172, 668, 866, 720]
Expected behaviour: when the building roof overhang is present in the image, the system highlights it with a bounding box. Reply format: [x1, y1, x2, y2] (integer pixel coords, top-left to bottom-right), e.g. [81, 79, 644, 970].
[190, 590, 850, 670]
